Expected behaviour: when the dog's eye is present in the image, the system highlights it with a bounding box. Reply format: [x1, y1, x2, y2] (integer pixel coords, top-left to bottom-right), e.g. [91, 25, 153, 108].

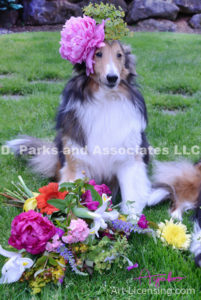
[96, 52, 102, 58]
[117, 53, 122, 58]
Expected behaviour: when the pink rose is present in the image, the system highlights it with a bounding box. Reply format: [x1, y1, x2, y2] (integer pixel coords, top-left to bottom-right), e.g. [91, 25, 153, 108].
[8, 210, 56, 254]
[62, 219, 89, 244]
[59, 16, 105, 75]
[137, 214, 148, 229]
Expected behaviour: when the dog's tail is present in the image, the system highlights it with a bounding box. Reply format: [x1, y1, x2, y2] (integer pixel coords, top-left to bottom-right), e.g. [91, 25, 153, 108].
[148, 160, 200, 206]
[148, 160, 198, 206]
[152, 160, 197, 187]
[190, 190, 201, 267]
[7, 135, 58, 178]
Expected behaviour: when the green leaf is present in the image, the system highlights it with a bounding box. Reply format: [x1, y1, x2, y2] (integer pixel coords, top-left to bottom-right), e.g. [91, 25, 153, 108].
[48, 257, 58, 267]
[55, 219, 66, 230]
[63, 194, 78, 209]
[84, 183, 102, 206]
[74, 179, 85, 185]
[47, 198, 66, 211]
[35, 255, 47, 267]
[72, 207, 95, 219]
[85, 260, 94, 268]
[59, 182, 75, 191]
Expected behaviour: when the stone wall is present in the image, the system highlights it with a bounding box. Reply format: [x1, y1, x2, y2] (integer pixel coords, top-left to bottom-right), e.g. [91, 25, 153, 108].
[126, 0, 201, 30]
[1, 0, 201, 31]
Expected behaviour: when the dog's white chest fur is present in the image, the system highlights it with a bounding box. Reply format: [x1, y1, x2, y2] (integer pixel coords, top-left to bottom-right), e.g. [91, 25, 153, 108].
[78, 88, 146, 152]
[73, 88, 146, 181]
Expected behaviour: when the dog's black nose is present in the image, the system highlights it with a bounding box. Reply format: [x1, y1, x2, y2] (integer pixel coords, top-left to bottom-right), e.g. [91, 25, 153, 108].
[107, 75, 118, 84]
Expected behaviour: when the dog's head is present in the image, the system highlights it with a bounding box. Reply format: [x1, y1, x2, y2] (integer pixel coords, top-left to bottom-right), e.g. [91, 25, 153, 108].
[90, 40, 136, 89]
[73, 41, 137, 91]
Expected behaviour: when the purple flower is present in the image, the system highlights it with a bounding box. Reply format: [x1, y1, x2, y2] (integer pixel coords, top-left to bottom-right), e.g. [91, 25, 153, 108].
[112, 219, 151, 235]
[138, 215, 148, 229]
[57, 245, 80, 274]
[127, 263, 139, 271]
[101, 231, 115, 240]
[56, 227, 65, 238]
[8, 210, 56, 255]
[89, 180, 111, 196]
[82, 179, 111, 211]
[59, 276, 64, 284]
[82, 190, 100, 211]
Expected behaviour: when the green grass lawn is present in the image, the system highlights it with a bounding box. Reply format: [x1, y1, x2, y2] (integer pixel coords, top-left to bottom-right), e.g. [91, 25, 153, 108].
[0, 31, 201, 299]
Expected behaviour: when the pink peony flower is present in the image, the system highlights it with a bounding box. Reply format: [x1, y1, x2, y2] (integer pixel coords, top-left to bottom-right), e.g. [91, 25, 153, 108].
[62, 219, 89, 244]
[138, 214, 148, 229]
[8, 210, 56, 254]
[59, 16, 105, 75]
[82, 179, 112, 211]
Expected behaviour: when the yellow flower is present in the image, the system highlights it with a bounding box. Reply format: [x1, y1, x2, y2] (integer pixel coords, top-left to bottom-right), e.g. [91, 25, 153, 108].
[157, 219, 191, 250]
[74, 246, 80, 252]
[52, 267, 65, 280]
[23, 193, 39, 212]
[80, 244, 88, 253]
[118, 214, 127, 222]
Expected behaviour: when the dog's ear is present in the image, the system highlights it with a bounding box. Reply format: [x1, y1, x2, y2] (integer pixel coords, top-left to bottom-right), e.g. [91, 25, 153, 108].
[121, 44, 137, 77]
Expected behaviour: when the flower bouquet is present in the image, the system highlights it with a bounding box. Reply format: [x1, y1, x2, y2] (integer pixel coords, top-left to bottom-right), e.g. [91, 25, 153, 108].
[0, 177, 154, 294]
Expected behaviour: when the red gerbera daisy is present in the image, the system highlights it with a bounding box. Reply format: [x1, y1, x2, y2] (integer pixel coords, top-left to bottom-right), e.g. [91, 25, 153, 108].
[36, 182, 68, 215]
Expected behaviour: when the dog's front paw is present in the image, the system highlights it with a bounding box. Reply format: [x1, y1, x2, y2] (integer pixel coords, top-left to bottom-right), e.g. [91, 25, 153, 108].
[170, 208, 182, 221]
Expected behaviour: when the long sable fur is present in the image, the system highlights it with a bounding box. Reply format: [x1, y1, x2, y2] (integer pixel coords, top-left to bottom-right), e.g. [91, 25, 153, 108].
[55, 42, 149, 167]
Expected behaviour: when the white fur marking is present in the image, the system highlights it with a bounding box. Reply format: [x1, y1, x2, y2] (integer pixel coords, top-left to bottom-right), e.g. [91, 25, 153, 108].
[171, 208, 183, 221]
[117, 160, 151, 215]
[148, 188, 170, 206]
[106, 59, 119, 78]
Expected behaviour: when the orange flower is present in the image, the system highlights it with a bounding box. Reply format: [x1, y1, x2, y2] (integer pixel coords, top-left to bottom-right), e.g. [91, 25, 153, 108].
[36, 183, 68, 215]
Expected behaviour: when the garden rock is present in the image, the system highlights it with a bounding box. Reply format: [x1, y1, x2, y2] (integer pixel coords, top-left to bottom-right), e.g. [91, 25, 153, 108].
[136, 19, 177, 32]
[0, 10, 19, 27]
[189, 14, 201, 29]
[174, 0, 201, 14]
[22, 0, 127, 25]
[126, 0, 179, 24]
[68, 0, 83, 3]
[23, 0, 82, 25]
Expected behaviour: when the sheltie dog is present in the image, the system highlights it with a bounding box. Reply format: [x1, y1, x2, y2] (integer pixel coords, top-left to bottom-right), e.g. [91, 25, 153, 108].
[7, 41, 169, 217]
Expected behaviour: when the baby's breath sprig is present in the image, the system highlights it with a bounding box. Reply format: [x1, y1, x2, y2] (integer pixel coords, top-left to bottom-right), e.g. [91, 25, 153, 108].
[83, 3, 130, 41]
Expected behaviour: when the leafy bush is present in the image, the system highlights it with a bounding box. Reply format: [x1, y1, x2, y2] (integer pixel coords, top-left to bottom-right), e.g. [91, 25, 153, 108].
[0, 0, 23, 11]
[83, 3, 130, 41]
